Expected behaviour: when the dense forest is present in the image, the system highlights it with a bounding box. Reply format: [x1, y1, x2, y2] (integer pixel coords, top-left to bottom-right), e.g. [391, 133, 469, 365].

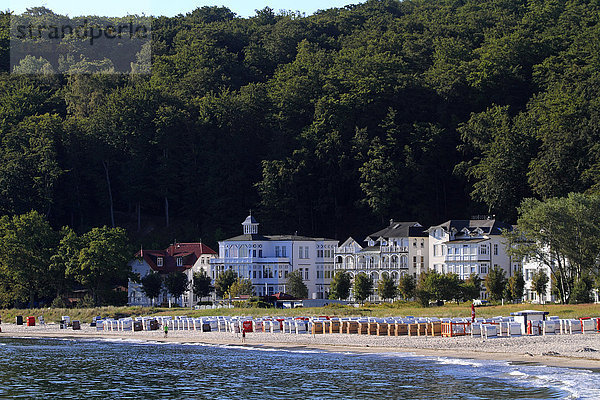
[1, 0, 600, 248]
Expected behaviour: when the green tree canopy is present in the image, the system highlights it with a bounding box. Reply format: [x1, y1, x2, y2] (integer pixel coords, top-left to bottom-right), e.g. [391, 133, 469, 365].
[353, 272, 373, 303]
[286, 270, 308, 299]
[140, 272, 163, 304]
[484, 266, 507, 302]
[329, 270, 351, 300]
[398, 274, 416, 301]
[377, 273, 397, 301]
[0, 210, 58, 307]
[214, 269, 238, 298]
[508, 270, 525, 302]
[64, 226, 131, 305]
[228, 278, 254, 298]
[164, 272, 189, 303]
[531, 269, 549, 303]
[192, 270, 214, 301]
[506, 193, 600, 303]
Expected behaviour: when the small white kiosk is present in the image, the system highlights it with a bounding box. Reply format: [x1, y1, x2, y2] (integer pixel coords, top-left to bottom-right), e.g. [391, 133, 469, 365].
[511, 310, 549, 335]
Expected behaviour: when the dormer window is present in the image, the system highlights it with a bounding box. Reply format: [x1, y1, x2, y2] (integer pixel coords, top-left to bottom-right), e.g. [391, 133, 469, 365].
[157, 257, 163, 267]
[176, 257, 183, 267]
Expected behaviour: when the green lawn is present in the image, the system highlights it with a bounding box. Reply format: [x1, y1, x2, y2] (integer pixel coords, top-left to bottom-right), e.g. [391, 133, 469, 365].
[1, 302, 599, 324]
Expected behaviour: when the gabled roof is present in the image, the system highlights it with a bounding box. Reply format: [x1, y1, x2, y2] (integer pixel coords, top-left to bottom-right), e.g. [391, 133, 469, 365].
[365, 220, 427, 241]
[339, 237, 362, 249]
[135, 242, 216, 273]
[427, 219, 513, 235]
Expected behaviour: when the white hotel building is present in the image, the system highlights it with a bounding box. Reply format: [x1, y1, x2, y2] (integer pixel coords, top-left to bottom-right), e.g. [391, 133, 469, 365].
[427, 218, 521, 298]
[209, 215, 338, 299]
[334, 220, 429, 300]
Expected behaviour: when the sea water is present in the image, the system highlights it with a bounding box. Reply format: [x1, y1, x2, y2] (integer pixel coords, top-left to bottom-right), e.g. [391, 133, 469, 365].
[1, 337, 599, 399]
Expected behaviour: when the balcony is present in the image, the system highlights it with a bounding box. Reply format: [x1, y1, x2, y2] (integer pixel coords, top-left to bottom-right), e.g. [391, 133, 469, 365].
[380, 245, 409, 253]
[211, 257, 290, 265]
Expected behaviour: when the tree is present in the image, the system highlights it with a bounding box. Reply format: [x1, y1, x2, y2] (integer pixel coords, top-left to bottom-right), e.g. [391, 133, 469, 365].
[0, 211, 58, 307]
[377, 273, 397, 301]
[531, 269, 549, 303]
[329, 271, 351, 300]
[398, 274, 416, 300]
[570, 277, 592, 304]
[65, 226, 131, 305]
[353, 272, 373, 303]
[506, 193, 600, 303]
[164, 272, 189, 305]
[214, 269, 238, 298]
[140, 272, 163, 305]
[286, 270, 308, 299]
[192, 270, 213, 302]
[228, 278, 254, 298]
[508, 270, 525, 302]
[416, 271, 462, 304]
[460, 273, 482, 302]
[485, 265, 507, 302]
[457, 105, 535, 220]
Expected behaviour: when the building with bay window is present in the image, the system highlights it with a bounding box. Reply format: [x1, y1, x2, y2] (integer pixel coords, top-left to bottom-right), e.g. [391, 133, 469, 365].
[427, 218, 520, 299]
[209, 215, 338, 299]
[334, 220, 429, 301]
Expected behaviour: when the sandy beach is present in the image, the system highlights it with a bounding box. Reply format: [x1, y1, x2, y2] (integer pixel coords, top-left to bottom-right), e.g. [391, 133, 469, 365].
[3, 323, 600, 370]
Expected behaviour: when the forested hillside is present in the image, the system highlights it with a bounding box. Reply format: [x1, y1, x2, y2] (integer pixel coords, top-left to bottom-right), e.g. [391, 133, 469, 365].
[1, 0, 599, 246]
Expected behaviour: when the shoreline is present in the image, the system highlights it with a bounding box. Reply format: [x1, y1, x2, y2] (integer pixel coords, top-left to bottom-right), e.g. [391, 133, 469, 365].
[3, 324, 600, 370]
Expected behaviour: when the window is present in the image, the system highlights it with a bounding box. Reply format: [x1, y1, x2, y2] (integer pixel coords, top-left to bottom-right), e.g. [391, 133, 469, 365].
[299, 247, 303, 258]
[317, 250, 323, 258]
[420, 240, 424, 248]
[240, 247, 248, 257]
[259, 250, 263, 258]
[493, 244, 498, 256]
[304, 247, 309, 259]
[282, 247, 286, 257]
[157, 257, 163, 267]
[305, 269, 309, 280]
[275, 246, 281, 257]
[176, 257, 183, 267]
[253, 270, 256, 279]
[252, 250, 256, 257]
[413, 240, 417, 247]
[480, 244, 487, 255]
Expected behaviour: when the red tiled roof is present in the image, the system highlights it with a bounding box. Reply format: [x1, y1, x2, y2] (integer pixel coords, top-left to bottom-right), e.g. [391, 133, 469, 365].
[135, 242, 216, 274]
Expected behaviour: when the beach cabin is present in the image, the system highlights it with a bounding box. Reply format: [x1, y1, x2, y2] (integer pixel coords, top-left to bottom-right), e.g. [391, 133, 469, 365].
[511, 310, 549, 335]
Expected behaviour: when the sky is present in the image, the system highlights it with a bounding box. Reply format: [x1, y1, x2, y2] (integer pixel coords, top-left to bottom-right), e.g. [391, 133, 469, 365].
[7, 0, 359, 17]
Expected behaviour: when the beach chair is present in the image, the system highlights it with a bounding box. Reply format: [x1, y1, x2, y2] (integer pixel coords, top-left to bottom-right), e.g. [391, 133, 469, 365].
[482, 324, 497, 339]
[470, 323, 482, 337]
[581, 318, 595, 333]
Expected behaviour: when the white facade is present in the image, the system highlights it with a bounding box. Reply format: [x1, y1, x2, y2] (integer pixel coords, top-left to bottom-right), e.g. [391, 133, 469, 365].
[128, 243, 217, 307]
[209, 216, 338, 299]
[127, 258, 184, 307]
[427, 219, 520, 299]
[334, 220, 429, 301]
[128, 259, 153, 306]
[522, 257, 555, 303]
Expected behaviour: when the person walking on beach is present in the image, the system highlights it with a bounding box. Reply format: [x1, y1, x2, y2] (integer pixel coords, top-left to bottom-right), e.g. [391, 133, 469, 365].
[471, 303, 476, 323]
[242, 329, 246, 343]
[164, 323, 169, 338]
